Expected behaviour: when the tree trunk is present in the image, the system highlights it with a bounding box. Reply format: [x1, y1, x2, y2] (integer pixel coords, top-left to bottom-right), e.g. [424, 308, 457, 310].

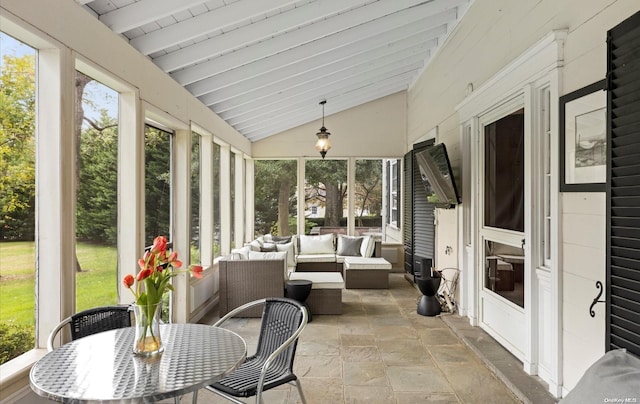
[324, 183, 341, 227]
[277, 179, 290, 236]
[74, 72, 93, 272]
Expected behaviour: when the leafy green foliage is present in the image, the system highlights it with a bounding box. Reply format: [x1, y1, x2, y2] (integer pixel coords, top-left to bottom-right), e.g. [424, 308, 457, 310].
[144, 126, 172, 244]
[76, 111, 118, 245]
[0, 322, 34, 364]
[0, 54, 36, 240]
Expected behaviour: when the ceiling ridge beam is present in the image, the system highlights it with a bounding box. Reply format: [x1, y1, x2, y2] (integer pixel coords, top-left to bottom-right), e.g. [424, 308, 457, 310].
[99, 0, 207, 34]
[154, 0, 373, 72]
[186, 22, 446, 97]
[129, 0, 301, 55]
[170, 0, 463, 83]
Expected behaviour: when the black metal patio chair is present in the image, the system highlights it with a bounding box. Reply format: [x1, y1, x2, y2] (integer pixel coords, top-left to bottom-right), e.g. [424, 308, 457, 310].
[198, 297, 308, 404]
[46, 305, 132, 351]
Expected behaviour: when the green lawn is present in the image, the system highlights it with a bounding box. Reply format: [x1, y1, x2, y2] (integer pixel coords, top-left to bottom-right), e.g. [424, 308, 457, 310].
[0, 241, 119, 326]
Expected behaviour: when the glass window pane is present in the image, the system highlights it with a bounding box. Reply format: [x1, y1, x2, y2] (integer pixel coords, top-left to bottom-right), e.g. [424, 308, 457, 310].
[75, 72, 119, 310]
[213, 142, 221, 258]
[304, 160, 347, 235]
[230, 152, 235, 246]
[484, 108, 524, 232]
[145, 125, 172, 245]
[484, 240, 525, 308]
[254, 160, 297, 237]
[355, 159, 382, 238]
[191, 132, 200, 264]
[0, 32, 36, 364]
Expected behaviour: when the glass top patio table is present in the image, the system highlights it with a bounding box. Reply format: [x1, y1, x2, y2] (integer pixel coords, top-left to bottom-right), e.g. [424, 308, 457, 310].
[30, 323, 246, 403]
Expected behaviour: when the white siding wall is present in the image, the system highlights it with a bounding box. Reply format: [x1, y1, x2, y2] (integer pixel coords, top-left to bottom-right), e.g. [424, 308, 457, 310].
[404, 0, 637, 395]
[561, 192, 606, 393]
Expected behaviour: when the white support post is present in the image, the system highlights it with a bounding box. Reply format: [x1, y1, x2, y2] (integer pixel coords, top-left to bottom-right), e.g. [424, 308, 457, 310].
[36, 47, 76, 348]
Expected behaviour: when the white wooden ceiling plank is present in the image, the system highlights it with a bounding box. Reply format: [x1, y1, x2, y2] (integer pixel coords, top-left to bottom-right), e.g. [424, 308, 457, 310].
[232, 71, 418, 134]
[223, 61, 423, 130]
[186, 22, 445, 97]
[154, 0, 378, 72]
[199, 37, 436, 104]
[171, 4, 458, 85]
[213, 47, 429, 119]
[130, 0, 298, 55]
[243, 82, 410, 141]
[99, 0, 208, 33]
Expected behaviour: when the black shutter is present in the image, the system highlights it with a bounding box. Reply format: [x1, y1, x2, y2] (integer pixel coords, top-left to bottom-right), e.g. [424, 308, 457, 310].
[413, 146, 436, 261]
[403, 151, 414, 278]
[607, 10, 640, 357]
[412, 141, 436, 275]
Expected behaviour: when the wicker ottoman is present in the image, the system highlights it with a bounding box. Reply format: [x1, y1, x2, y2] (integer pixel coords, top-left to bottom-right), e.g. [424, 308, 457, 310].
[288, 272, 344, 315]
[343, 257, 391, 289]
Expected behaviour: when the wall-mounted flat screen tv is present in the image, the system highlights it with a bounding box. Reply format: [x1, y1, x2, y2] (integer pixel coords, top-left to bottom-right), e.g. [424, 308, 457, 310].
[414, 143, 461, 208]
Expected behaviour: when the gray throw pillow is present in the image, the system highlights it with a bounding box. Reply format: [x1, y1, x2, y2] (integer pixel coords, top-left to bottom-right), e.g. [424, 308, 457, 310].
[272, 235, 292, 244]
[260, 242, 277, 252]
[560, 349, 640, 403]
[337, 236, 363, 256]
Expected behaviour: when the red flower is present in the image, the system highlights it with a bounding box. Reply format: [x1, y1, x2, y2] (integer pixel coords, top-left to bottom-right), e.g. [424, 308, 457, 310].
[151, 236, 168, 253]
[191, 265, 203, 279]
[123, 274, 135, 288]
[123, 236, 203, 306]
[137, 268, 152, 281]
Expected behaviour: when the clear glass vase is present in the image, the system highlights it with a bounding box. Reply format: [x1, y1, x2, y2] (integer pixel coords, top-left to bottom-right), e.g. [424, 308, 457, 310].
[132, 302, 163, 356]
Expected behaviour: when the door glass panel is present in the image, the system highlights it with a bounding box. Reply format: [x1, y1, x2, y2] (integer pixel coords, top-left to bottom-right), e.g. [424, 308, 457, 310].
[484, 240, 525, 308]
[484, 108, 524, 232]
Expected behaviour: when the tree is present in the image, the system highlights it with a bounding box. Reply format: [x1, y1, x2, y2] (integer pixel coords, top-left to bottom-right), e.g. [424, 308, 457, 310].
[305, 160, 347, 227]
[355, 160, 382, 226]
[254, 160, 296, 236]
[0, 53, 36, 240]
[76, 110, 118, 244]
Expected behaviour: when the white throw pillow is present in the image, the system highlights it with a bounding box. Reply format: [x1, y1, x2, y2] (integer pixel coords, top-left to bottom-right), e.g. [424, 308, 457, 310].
[249, 239, 263, 252]
[248, 251, 288, 280]
[299, 234, 335, 254]
[361, 235, 376, 257]
[231, 245, 251, 259]
[276, 242, 296, 267]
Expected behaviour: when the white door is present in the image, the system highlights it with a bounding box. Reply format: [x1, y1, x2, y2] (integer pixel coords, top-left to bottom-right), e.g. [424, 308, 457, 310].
[477, 103, 529, 361]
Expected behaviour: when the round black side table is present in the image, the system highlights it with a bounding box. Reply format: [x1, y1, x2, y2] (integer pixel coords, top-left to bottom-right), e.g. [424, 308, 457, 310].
[415, 272, 442, 317]
[285, 279, 313, 322]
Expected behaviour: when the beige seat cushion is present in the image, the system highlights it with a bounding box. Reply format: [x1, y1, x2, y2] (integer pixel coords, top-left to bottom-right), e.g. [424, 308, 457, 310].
[289, 272, 344, 289]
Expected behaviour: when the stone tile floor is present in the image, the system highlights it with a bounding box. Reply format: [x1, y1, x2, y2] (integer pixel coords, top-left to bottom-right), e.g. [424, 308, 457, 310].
[192, 273, 546, 403]
[24, 272, 557, 404]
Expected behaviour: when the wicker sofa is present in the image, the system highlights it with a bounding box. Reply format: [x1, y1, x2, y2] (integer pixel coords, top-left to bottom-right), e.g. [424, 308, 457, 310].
[218, 257, 286, 317]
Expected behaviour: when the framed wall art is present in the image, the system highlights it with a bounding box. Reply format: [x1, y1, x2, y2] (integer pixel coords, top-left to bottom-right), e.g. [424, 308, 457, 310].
[559, 79, 607, 192]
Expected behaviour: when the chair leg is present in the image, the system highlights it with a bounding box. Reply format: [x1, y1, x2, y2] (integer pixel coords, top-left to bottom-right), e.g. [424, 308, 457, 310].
[191, 390, 198, 403]
[293, 379, 307, 404]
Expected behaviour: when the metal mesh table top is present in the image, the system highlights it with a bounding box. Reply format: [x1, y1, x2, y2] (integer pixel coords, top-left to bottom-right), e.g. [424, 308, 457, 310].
[30, 323, 246, 403]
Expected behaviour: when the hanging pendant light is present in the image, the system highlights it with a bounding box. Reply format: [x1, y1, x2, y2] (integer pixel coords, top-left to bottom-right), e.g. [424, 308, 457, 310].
[315, 100, 331, 159]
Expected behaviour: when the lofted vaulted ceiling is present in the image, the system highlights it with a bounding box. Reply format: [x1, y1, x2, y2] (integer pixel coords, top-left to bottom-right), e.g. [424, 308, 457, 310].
[79, 0, 472, 141]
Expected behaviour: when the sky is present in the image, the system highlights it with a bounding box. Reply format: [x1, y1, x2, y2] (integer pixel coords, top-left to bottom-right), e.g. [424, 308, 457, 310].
[1, 31, 119, 124]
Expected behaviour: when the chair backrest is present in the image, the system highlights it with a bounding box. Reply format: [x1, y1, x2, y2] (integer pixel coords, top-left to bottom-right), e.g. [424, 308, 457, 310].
[70, 305, 132, 340]
[254, 298, 305, 373]
[48, 305, 132, 350]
